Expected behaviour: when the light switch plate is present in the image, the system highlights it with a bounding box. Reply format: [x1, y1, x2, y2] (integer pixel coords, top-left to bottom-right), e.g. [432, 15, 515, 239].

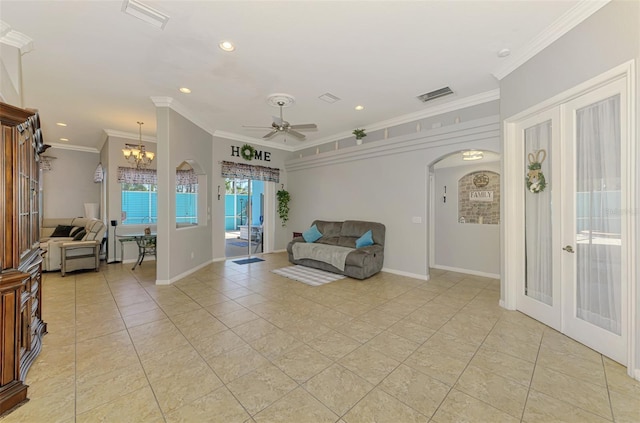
[412, 216, 422, 224]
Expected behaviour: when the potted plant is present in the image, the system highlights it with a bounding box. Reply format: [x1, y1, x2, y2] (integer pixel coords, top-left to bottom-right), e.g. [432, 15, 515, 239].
[352, 128, 367, 144]
[276, 187, 291, 227]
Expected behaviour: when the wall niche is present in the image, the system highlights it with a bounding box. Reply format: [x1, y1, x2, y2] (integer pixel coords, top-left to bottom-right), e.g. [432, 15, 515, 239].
[458, 170, 500, 224]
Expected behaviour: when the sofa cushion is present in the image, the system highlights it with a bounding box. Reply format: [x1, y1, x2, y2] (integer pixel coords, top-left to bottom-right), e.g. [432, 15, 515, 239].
[73, 229, 87, 241]
[51, 225, 75, 237]
[341, 220, 385, 245]
[70, 226, 84, 237]
[312, 221, 343, 238]
[303, 224, 322, 243]
[356, 230, 374, 248]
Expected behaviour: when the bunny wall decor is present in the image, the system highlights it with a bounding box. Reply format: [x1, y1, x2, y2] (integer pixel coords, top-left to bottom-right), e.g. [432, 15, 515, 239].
[526, 149, 547, 193]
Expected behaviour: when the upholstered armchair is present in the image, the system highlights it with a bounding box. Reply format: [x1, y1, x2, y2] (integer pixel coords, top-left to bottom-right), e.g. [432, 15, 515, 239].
[40, 218, 106, 275]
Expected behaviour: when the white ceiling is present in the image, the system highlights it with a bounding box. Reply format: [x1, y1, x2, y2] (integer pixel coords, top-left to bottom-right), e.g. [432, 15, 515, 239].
[0, 1, 605, 152]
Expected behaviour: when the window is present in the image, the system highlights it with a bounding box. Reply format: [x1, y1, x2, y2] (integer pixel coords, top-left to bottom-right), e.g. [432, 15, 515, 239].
[121, 183, 157, 225]
[176, 163, 199, 228]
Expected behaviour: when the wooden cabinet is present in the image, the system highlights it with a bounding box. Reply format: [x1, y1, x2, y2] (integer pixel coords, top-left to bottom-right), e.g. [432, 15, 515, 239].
[0, 102, 46, 415]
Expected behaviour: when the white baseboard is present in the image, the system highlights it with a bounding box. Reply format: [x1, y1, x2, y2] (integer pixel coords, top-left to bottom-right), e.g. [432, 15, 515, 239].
[431, 264, 500, 279]
[381, 267, 430, 281]
[499, 299, 505, 308]
[634, 368, 640, 382]
[156, 259, 214, 285]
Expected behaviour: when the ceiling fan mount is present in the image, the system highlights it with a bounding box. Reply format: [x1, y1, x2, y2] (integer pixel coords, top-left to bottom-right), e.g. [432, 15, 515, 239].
[242, 94, 318, 141]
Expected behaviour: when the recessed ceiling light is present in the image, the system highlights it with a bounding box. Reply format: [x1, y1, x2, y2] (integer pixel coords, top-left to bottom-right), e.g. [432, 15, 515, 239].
[59, 138, 69, 142]
[56, 122, 67, 127]
[179, 87, 191, 94]
[219, 41, 235, 52]
[355, 105, 364, 111]
[497, 48, 511, 58]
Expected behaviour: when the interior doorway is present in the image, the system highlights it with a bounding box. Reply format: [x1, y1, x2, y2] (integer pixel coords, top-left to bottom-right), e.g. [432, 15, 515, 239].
[429, 150, 501, 278]
[224, 178, 264, 258]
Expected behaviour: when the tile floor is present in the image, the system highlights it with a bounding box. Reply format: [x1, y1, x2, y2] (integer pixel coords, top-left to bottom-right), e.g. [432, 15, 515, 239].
[2, 252, 638, 422]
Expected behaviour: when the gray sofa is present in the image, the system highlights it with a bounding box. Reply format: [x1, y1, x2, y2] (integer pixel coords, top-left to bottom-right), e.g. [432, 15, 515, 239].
[287, 220, 385, 279]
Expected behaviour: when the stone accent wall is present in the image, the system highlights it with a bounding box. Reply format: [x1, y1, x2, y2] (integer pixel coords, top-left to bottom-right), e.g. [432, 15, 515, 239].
[458, 170, 500, 224]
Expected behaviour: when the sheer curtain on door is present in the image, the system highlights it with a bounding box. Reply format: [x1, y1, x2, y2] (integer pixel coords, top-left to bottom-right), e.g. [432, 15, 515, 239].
[575, 95, 621, 335]
[524, 121, 553, 304]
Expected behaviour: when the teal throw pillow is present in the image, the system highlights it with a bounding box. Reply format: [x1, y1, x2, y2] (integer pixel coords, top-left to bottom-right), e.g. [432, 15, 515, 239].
[356, 230, 374, 248]
[302, 224, 322, 243]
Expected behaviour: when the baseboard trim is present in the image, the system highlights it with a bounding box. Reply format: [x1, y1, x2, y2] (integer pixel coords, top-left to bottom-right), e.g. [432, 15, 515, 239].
[634, 368, 640, 382]
[381, 267, 430, 281]
[156, 259, 214, 285]
[431, 264, 500, 279]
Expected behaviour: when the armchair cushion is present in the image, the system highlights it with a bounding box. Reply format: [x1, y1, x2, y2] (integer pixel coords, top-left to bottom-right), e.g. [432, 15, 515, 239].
[73, 229, 87, 240]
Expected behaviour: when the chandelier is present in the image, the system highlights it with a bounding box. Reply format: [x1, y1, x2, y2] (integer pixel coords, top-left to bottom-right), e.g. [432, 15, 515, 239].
[122, 121, 155, 169]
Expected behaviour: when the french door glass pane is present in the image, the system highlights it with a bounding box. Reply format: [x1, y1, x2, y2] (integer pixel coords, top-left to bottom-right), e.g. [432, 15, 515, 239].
[575, 95, 621, 335]
[524, 120, 553, 305]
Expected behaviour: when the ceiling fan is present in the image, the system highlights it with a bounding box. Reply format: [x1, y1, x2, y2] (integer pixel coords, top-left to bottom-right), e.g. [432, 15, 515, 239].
[244, 99, 317, 141]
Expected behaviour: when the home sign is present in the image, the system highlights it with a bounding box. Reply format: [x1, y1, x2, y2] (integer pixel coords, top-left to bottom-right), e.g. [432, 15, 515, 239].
[231, 145, 271, 162]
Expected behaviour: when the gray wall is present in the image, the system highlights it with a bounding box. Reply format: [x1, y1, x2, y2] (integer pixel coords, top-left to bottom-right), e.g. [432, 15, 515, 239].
[41, 147, 101, 218]
[501, 0, 639, 119]
[285, 106, 501, 279]
[500, 0, 639, 377]
[433, 160, 500, 276]
[156, 108, 213, 283]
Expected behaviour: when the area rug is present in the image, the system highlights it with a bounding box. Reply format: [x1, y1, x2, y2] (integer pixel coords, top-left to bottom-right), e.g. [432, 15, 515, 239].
[229, 241, 249, 247]
[272, 265, 346, 286]
[233, 257, 265, 265]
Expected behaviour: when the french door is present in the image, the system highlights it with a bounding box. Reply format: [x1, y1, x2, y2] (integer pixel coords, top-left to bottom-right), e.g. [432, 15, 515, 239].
[516, 77, 629, 364]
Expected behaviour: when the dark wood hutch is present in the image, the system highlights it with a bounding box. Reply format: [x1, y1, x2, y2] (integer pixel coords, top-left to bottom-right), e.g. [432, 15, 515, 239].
[0, 102, 47, 415]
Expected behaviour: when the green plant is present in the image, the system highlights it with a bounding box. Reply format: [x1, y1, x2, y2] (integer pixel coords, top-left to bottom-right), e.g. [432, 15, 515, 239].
[352, 128, 367, 140]
[276, 188, 291, 227]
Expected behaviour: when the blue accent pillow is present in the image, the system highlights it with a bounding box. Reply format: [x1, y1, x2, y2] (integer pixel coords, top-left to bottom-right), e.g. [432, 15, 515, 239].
[356, 230, 374, 248]
[302, 224, 322, 243]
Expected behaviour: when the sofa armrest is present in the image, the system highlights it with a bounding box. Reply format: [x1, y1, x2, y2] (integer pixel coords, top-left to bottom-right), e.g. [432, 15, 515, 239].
[61, 240, 100, 249]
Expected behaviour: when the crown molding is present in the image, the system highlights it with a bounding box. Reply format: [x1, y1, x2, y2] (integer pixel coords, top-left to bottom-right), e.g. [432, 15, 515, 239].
[296, 89, 500, 151]
[492, 0, 610, 80]
[47, 142, 100, 153]
[285, 115, 500, 172]
[0, 21, 34, 54]
[103, 128, 156, 143]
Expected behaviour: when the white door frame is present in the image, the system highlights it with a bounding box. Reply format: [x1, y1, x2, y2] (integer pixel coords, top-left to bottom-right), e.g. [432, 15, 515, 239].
[502, 61, 637, 378]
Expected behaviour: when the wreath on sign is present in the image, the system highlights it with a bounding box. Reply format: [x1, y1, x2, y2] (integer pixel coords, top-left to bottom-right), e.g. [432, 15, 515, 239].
[240, 144, 255, 161]
[526, 149, 547, 193]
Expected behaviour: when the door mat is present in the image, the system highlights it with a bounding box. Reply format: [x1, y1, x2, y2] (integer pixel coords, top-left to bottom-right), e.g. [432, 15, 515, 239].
[233, 257, 265, 265]
[271, 265, 346, 286]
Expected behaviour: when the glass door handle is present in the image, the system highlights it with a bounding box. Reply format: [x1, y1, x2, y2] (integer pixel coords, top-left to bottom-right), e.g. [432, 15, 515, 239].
[563, 245, 575, 253]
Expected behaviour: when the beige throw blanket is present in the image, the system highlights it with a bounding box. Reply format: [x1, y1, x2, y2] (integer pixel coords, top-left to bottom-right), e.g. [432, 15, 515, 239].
[293, 243, 354, 271]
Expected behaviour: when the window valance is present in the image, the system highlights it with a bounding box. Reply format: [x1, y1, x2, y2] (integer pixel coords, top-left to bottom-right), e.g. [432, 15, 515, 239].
[118, 167, 157, 185]
[118, 167, 199, 191]
[221, 160, 280, 183]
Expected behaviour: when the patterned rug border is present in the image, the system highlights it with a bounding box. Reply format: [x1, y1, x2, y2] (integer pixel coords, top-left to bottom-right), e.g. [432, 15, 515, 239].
[271, 265, 346, 286]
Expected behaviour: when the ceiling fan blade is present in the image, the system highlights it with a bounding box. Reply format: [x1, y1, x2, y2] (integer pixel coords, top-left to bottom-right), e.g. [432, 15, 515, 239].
[242, 125, 273, 129]
[289, 123, 317, 130]
[286, 129, 306, 140]
[262, 129, 279, 139]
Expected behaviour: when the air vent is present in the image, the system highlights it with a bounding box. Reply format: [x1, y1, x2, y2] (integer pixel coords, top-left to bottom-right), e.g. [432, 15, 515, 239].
[318, 93, 341, 104]
[417, 87, 453, 103]
[122, 0, 170, 29]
